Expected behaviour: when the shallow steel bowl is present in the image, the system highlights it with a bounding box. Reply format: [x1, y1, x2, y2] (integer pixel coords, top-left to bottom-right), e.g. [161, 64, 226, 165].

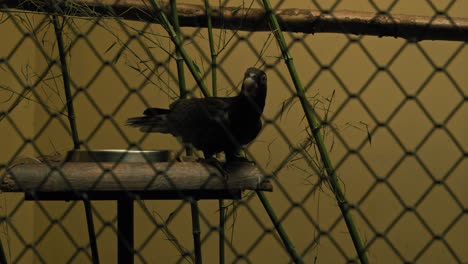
[64, 149, 170, 163]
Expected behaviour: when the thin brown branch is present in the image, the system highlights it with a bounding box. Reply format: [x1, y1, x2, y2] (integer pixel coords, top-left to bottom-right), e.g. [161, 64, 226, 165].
[1, 0, 467, 41]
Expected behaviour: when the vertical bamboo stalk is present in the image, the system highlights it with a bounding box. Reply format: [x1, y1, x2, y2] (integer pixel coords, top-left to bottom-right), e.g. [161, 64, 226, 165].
[51, 15, 100, 264]
[170, 0, 192, 158]
[202, 1, 225, 262]
[260, 1, 369, 263]
[204, 0, 217, 97]
[51, 16, 79, 150]
[170, 0, 187, 99]
[84, 198, 100, 264]
[169, 1, 202, 261]
[148, 0, 210, 97]
[190, 199, 203, 264]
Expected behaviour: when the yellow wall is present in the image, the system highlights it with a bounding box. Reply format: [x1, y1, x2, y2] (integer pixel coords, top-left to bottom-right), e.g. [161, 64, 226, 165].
[1, 1, 468, 263]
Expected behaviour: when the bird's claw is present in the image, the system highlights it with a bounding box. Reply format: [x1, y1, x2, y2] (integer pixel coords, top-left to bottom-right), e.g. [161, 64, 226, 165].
[197, 157, 229, 181]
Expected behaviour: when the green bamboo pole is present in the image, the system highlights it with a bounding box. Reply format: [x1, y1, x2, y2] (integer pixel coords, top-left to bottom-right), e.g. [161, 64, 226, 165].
[260, 1, 369, 263]
[202, 1, 225, 262]
[190, 199, 203, 264]
[170, 0, 192, 159]
[148, 0, 210, 97]
[170, 0, 187, 100]
[51, 16, 80, 150]
[204, 0, 217, 97]
[257, 191, 303, 263]
[169, 1, 202, 261]
[51, 15, 100, 264]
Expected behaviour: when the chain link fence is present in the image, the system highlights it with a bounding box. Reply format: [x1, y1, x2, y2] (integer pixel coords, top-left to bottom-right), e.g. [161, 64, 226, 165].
[0, 0, 467, 263]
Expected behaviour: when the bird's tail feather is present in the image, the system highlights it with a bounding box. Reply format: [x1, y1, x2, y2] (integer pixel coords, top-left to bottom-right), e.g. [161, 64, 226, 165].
[126, 108, 170, 133]
[143, 108, 171, 116]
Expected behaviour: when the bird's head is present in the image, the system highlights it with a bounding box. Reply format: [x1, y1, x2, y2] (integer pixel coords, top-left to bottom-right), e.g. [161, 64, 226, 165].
[241, 67, 267, 99]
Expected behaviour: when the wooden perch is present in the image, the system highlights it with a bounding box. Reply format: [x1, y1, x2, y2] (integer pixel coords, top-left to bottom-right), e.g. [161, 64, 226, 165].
[1, 0, 467, 41]
[2, 161, 272, 193]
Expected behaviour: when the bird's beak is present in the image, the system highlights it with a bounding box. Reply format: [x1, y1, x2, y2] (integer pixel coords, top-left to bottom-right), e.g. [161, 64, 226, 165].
[243, 76, 258, 95]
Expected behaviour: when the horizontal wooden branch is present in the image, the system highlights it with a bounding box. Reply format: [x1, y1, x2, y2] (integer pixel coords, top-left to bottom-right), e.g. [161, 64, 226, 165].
[1, 0, 467, 41]
[2, 161, 272, 192]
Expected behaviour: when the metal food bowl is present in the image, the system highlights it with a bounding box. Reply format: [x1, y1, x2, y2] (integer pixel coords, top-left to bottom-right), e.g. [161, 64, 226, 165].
[64, 149, 170, 163]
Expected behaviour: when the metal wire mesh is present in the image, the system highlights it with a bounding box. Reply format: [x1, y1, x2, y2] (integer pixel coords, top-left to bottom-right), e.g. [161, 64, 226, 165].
[0, 0, 467, 263]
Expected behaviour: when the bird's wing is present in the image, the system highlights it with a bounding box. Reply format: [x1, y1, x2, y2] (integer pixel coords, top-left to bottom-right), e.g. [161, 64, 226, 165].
[167, 97, 234, 148]
[169, 98, 232, 127]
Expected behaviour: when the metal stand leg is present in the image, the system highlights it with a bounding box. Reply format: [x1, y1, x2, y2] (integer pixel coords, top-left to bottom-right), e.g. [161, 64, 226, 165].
[118, 196, 134, 264]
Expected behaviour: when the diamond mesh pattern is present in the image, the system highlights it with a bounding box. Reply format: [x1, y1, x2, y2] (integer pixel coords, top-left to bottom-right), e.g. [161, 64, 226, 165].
[1, 0, 467, 263]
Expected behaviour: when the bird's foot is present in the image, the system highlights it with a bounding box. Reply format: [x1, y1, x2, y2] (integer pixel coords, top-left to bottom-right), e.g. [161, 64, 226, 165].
[197, 157, 229, 180]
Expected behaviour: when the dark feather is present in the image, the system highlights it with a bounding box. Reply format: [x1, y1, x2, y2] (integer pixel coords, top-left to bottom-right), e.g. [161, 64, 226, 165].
[143, 108, 170, 116]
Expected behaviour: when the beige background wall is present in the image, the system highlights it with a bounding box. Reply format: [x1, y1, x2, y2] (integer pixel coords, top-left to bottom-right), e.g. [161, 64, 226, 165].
[1, 0, 468, 263]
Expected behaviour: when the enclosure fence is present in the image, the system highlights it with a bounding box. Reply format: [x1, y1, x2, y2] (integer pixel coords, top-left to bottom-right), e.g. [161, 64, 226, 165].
[0, 0, 467, 263]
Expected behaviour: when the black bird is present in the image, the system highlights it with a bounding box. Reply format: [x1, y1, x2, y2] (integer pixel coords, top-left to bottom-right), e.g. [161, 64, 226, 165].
[126, 67, 267, 162]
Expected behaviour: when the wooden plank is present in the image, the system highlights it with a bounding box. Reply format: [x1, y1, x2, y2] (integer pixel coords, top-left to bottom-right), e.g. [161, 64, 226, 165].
[2, 161, 272, 192]
[23, 190, 243, 200]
